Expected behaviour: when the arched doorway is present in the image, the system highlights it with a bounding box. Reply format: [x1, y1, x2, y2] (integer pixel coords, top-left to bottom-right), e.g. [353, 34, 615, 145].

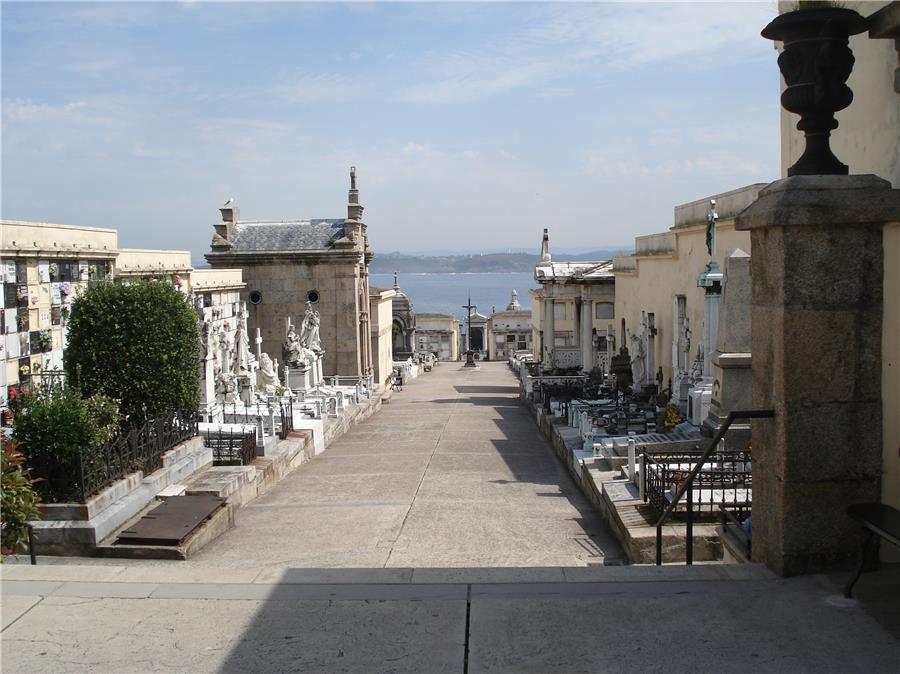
[470, 327, 484, 352]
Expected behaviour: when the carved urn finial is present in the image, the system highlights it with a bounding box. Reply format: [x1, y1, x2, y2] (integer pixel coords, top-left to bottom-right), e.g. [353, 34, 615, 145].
[762, 6, 868, 175]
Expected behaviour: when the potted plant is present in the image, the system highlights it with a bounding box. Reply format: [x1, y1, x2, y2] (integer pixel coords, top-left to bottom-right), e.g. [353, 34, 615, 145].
[761, 2, 869, 175]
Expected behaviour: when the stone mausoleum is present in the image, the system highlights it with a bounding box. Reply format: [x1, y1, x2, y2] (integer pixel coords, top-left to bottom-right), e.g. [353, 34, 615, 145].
[205, 167, 373, 377]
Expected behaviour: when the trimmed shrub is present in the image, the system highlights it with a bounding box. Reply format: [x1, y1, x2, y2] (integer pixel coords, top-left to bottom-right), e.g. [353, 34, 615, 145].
[65, 281, 201, 418]
[11, 387, 119, 502]
[1, 439, 41, 557]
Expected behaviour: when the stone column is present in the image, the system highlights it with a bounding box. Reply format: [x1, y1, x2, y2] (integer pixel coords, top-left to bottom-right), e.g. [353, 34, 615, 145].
[543, 296, 555, 366]
[736, 175, 899, 576]
[703, 250, 752, 446]
[580, 299, 593, 372]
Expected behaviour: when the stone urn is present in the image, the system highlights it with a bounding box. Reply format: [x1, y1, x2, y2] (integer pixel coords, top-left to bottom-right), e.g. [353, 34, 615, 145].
[761, 6, 868, 175]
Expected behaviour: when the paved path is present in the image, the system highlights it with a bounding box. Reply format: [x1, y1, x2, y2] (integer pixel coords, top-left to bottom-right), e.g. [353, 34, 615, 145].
[5, 364, 897, 672]
[191, 361, 623, 569]
[2, 564, 898, 673]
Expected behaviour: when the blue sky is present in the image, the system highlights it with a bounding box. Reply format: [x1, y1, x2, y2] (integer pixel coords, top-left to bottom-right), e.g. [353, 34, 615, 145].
[2, 1, 781, 262]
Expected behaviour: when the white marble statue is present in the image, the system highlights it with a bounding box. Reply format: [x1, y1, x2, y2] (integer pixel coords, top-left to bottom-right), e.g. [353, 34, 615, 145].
[234, 310, 251, 374]
[630, 331, 646, 386]
[257, 353, 280, 390]
[681, 317, 692, 373]
[299, 300, 321, 352]
[283, 323, 305, 368]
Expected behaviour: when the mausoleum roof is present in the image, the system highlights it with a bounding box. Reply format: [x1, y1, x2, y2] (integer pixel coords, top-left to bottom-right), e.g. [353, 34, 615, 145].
[228, 219, 345, 252]
[534, 260, 613, 283]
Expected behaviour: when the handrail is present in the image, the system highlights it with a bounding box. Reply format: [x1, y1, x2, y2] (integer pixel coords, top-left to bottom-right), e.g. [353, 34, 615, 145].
[654, 409, 774, 565]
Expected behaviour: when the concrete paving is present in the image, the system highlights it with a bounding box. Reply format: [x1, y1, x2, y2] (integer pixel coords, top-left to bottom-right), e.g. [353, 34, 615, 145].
[188, 361, 624, 569]
[2, 564, 898, 673]
[3, 363, 898, 672]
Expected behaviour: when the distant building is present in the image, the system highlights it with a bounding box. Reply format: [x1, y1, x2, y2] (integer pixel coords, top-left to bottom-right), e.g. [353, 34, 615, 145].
[0, 220, 245, 410]
[390, 272, 415, 356]
[530, 229, 615, 372]
[487, 290, 532, 360]
[415, 313, 460, 361]
[205, 167, 373, 378]
[369, 286, 397, 384]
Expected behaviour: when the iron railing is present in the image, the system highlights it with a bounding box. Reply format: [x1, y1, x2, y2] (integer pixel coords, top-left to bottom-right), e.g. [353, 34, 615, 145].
[643, 449, 752, 518]
[204, 428, 256, 466]
[654, 409, 774, 565]
[76, 409, 199, 503]
[279, 399, 294, 439]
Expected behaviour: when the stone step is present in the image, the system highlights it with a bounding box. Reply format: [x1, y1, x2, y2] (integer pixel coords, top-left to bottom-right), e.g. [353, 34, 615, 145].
[183, 465, 258, 504]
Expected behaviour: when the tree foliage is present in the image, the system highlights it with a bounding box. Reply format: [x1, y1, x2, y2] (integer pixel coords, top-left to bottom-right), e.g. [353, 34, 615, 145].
[64, 281, 201, 418]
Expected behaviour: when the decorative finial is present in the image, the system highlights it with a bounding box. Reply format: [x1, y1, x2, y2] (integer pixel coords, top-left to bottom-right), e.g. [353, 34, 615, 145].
[540, 228, 551, 263]
[393, 270, 399, 290]
[350, 166, 357, 190]
[507, 288, 521, 311]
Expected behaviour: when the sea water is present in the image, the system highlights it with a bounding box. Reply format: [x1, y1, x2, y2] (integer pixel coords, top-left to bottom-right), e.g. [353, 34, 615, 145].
[369, 272, 537, 321]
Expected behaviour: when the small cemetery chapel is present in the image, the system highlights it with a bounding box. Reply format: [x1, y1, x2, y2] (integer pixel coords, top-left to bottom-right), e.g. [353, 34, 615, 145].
[205, 167, 373, 377]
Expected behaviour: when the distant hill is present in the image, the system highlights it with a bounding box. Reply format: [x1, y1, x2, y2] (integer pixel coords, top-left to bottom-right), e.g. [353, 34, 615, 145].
[369, 250, 630, 274]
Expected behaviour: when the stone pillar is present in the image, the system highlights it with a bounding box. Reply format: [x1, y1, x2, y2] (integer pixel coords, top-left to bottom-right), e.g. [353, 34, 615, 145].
[543, 296, 555, 366]
[580, 299, 593, 372]
[703, 250, 752, 446]
[736, 175, 899, 576]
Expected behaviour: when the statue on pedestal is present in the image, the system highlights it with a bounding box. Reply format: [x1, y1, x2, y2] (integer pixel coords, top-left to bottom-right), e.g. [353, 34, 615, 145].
[283, 322, 306, 369]
[299, 300, 321, 352]
[257, 353, 280, 390]
[233, 307, 251, 374]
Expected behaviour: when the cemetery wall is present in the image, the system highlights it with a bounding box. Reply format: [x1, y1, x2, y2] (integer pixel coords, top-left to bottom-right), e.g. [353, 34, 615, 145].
[613, 215, 752, 387]
[116, 248, 192, 280]
[370, 288, 396, 383]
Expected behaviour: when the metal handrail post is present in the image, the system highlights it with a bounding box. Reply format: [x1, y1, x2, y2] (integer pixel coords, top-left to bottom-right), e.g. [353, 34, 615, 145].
[686, 479, 694, 565]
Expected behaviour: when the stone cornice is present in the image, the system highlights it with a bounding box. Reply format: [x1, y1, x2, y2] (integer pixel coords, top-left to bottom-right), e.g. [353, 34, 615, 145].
[206, 249, 365, 265]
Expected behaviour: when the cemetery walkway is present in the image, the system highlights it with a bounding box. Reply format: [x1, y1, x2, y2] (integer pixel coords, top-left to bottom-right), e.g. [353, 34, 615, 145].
[192, 360, 624, 568]
[3, 363, 898, 672]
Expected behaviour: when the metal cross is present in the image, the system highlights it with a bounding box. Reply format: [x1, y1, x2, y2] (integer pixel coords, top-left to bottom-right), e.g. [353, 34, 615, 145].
[462, 292, 477, 352]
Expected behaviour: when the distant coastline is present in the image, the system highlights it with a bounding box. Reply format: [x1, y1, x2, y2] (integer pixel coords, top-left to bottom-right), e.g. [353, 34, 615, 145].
[369, 250, 629, 274]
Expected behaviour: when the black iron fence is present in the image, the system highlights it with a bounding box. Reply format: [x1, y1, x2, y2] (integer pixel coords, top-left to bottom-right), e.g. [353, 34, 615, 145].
[652, 409, 775, 565]
[279, 399, 294, 439]
[72, 410, 198, 503]
[643, 449, 752, 518]
[204, 428, 256, 466]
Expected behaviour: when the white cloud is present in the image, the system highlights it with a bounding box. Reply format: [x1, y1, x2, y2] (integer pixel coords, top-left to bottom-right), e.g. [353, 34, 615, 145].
[3, 98, 87, 122]
[401, 2, 777, 105]
[275, 72, 368, 103]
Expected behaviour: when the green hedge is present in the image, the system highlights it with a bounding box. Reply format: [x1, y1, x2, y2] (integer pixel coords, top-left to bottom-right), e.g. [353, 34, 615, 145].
[65, 281, 201, 418]
[11, 388, 119, 503]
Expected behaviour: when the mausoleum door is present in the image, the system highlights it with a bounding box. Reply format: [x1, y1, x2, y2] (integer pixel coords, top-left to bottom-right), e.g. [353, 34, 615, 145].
[471, 327, 484, 352]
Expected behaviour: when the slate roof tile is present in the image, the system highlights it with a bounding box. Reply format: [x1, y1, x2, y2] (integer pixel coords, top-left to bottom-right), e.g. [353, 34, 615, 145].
[229, 219, 345, 251]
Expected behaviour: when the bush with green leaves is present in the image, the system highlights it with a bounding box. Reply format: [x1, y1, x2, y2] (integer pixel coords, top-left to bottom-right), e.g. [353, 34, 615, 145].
[11, 387, 120, 502]
[1, 439, 40, 557]
[65, 281, 201, 418]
